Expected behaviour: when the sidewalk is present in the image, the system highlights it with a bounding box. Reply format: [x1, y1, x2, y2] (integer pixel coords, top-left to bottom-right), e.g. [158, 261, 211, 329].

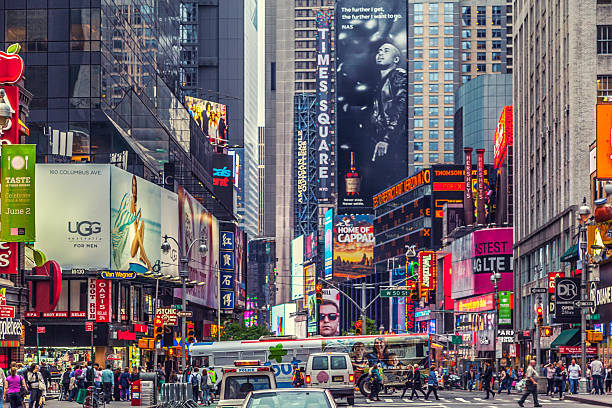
[565, 393, 612, 407]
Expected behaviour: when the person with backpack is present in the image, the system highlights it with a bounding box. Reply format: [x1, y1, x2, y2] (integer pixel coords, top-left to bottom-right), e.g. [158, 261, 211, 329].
[425, 365, 440, 401]
[189, 367, 201, 403]
[206, 367, 217, 403]
[368, 363, 382, 402]
[60, 367, 71, 400]
[291, 365, 304, 388]
[200, 370, 212, 406]
[118, 368, 131, 401]
[84, 362, 95, 389]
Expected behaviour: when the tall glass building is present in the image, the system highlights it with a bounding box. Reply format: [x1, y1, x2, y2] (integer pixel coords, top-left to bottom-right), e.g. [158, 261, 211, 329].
[1, 0, 218, 208]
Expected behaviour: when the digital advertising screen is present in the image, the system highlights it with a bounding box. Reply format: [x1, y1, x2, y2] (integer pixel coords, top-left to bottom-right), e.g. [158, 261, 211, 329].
[336, 0, 407, 209]
[333, 214, 374, 279]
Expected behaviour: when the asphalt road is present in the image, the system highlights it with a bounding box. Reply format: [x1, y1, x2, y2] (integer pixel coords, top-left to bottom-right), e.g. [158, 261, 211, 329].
[350, 390, 573, 407]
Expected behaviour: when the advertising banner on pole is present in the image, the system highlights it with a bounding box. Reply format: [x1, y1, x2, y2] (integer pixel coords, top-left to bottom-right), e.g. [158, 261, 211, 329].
[336, 0, 407, 209]
[307, 292, 317, 335]
[291, 236, 305, 300]
[498, 291, 512, 325]
[95, 279, 111, 323]
[1, 144, 36, 241]
[303, 263, 316, 307]
[87, 278, 96, 321]
[554, 277, 580, 322]
[220, 229, 235, 311]
[316, 9, 333, 202]
[418, 251, 436, 291]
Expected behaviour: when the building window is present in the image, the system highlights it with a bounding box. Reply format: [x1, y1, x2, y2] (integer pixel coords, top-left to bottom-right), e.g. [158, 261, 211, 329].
[444, 49, 454, 58]
[429, 142, 439, 150]
[415, 72, 424, 82]
[461, 41, 471, 50]
[462, 75, 471, 84]
[414, 49, 424, 58]
[429, 119, 439, 127]
[492, 6, 502, 25]
[430, 49, 439, 58]
[462, 29, 471, 38]
[444, 95, 454, 104]
[444, 72, 453, 81]
[414, 95, 423, 105]
[414, 153, 423, 162]
[444, 37, 454, 47]
[461, 6, 471, 25]
[429, 72, 439, 81]
[430, 95, 439, 105]
[477, 6, 486, 25]
[444, 153, 454, 163]
[429, 26, 439, 35]
[598, 26, 612, 54]
[414, 142, 423, 151]
[492, 29, 502, 38]
[415, 119, 424, 128]
[477, 41, 486, 50]
[597, 75, 612, 102]
[492, 52, 501, 60]
[444, 130, 454, 139]
[444, 84, 454, 93]
[429, 153, 439, 162]
[414, 130, 424, 139]
[492, 63, 501, 72]
[462, 52, 471, 61]
[414, 107, 423, 116]
[429, 84, 439, 93]
[444, 118, 453, 127]
[430, 37, 439, 47]
[429, 61, 439, 70]
[429, 130, 439, 139]
[415, 26, 424, 35]
[415, 84, 423, 93]
[414, 61, 423, 70]
[444, 142, 454, 151]
[429, 107, 439, 116]
[477, 64, 486, 72]
[444, 60, 454, 70]
[430, 13, 439, 23]
[414, 38, 424, 47]
[477, 29, 486, 38]
[444, 107, 454, 116]
[477, 52, 486, 61]
[492, 40, 502, 49]
[444, 26, 454, 35]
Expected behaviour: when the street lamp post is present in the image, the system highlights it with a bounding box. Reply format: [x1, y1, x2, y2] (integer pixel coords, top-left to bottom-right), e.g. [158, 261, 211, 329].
[578, 198, 591, 393]
[162, 235, 207, 372]
[490, 270, 501, 371]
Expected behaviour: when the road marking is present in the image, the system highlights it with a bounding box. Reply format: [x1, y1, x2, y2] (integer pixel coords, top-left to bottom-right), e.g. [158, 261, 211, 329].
[384, 399, 393, 403]
[455, 397, 469, 402]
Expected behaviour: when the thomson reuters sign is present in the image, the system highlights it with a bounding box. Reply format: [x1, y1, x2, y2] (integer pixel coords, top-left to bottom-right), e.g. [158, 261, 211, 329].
[419, 251, 436, 291]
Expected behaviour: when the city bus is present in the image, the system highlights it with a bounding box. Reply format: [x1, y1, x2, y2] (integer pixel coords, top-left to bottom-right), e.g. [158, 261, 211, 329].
[189, 333, 429, 388]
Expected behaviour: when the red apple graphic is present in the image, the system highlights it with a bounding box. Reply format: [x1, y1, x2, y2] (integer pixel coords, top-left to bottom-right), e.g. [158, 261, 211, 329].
[29, 260, 62, 313]
[0, 51, 24, 84]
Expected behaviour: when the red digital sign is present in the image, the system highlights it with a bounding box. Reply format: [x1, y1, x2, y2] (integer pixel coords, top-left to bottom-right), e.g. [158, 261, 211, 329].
[493, 106, 513, 169]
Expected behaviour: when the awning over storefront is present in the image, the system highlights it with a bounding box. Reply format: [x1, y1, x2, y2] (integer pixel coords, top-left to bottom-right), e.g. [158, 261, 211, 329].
[551, 328, 580, 347]
[560, 244, 579, 262]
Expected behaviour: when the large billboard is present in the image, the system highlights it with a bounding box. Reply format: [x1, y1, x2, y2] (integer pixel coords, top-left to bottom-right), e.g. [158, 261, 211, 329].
[336, 0, 407, 209]
[1, 144, 36, 241]
[212, 153, 234, 212]
[110, 167, 161, 273]
[291, 235, 304, 300]
[493, 106, 513, 169]
[333, 214, 374, 278]
[35, 164, 111, 270]
[184, 96, 228, 147]
[160, 190, 179, 277]
[303, 263, 316, 307]
[320, 288, 340, 337]
[316, 9, 333, 202]
[177, 186, 219, 308]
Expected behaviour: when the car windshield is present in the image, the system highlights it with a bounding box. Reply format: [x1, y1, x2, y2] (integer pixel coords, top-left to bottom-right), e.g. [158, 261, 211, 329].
[223, 375, 272, 400]
[246, 391, 331, 408]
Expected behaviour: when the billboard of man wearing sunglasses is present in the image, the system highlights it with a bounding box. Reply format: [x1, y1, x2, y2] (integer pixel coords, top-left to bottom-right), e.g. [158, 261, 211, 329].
[320, 289, 340, 336]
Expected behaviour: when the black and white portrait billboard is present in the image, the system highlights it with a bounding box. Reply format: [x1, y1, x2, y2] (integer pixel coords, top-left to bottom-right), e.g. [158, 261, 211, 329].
[336, 0, 407, 209]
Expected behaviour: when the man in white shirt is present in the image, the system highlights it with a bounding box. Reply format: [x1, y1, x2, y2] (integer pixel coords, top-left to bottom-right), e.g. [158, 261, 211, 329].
[518, 360, 542, 407]
[591, 358, 604, 395]
[567, 359, 581, 394]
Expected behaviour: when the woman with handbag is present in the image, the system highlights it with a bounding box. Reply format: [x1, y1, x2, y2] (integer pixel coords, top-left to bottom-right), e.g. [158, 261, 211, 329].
[3, 366, 26, 408]
[24, 365, 45, 408]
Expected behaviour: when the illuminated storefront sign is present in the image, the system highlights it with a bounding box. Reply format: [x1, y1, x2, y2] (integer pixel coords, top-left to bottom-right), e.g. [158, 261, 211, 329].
[373, 169, 431, 208]
[493, 106, 513, 169]
[419, 251, 436, 291]
[456, 294, 495, 313]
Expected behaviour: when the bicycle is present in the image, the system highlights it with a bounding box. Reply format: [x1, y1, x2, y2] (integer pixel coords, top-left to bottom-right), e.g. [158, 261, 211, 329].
[83, 386, 106, 408]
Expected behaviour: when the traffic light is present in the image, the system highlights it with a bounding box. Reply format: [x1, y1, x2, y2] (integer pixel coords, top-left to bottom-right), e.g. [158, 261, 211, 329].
[154, 317, 164, 342]
[536, 304, 544, 326]
[315, 283, 323, 304]
[410, 282, 419, 301]
[186, 321, 195, 343]
[540, 326, 552, 337]
[355, 320, 363, 336]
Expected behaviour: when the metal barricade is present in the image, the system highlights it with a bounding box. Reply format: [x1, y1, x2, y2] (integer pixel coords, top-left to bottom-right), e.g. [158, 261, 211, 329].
[161, 382, 193, 403]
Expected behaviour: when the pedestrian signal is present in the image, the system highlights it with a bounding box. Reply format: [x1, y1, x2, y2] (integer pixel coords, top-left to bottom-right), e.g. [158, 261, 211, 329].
[540, 326, 552, 337]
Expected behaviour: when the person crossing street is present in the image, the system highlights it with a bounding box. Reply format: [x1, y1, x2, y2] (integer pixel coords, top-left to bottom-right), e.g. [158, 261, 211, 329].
[518, 360, 542, 407]
[482, 362, 495, 399]
[425, 365, 440, 400]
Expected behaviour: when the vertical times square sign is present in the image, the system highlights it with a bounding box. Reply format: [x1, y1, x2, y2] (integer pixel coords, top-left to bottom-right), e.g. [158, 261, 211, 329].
[316, 10, 332, 202]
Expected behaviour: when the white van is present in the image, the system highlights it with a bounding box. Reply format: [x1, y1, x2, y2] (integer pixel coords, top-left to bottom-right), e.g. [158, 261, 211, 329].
[218, 361, 277, 408]
[305, 352, 355, 405]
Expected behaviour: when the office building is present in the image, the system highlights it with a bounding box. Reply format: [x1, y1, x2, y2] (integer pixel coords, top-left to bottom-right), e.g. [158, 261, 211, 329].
[454, 73, 512, 163]
[408, 0, 512, 175]
[513, 0, 597, 332]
